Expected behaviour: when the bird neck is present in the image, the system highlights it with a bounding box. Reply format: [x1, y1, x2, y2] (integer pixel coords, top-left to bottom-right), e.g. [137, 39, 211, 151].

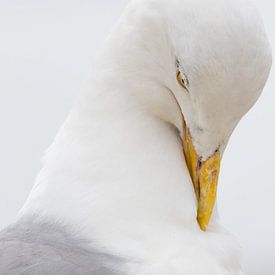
[20, 63, 200, 243]
[19, 10, 202, 256]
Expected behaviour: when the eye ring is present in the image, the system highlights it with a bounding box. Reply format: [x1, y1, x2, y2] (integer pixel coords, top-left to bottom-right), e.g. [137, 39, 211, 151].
[176, 69, 189, 91]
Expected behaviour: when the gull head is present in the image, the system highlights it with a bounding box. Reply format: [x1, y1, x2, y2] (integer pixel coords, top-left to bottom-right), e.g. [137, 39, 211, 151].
[118, 0, 272, 230]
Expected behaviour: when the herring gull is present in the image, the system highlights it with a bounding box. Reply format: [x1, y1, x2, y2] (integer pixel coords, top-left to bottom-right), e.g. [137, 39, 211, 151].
[0, 0, 272, 274]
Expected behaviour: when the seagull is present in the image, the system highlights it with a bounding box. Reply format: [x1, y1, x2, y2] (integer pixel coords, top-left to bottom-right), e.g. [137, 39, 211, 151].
[0, 0, 272, 274]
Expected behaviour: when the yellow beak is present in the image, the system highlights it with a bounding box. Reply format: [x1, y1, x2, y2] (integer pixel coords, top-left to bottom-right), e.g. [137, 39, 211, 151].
[183, 121, 221, 231]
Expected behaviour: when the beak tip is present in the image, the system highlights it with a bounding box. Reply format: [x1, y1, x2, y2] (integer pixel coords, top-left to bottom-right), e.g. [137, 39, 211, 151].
[197, 217, 208, 231]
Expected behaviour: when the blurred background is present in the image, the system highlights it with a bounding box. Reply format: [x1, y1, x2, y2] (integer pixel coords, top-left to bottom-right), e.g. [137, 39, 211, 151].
[0, 0, 274, 274]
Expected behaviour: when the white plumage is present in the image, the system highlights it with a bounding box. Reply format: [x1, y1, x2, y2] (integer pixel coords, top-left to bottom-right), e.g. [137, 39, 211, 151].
[1, 0, 272, 274]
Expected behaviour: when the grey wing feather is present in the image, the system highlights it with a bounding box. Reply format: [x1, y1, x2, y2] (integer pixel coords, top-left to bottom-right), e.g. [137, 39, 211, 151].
[0, 216, 124, 275]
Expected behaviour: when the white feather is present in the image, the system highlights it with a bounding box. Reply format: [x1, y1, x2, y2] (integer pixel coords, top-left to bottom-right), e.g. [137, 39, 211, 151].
[18, 0, 271, 274]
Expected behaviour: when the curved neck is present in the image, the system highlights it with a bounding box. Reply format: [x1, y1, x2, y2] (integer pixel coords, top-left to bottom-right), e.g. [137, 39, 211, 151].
[19, 5, 200, 256]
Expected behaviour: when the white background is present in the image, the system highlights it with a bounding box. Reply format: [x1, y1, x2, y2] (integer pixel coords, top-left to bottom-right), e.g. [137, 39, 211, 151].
[0, 1, 274, 274]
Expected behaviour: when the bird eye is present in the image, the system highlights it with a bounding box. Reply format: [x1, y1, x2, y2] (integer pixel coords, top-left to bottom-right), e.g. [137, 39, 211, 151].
[176, 69, 189, 91]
